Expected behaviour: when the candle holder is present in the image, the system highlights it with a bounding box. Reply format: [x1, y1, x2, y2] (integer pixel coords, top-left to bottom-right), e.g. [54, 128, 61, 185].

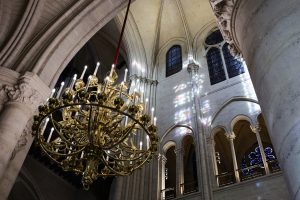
[31, 68, 158, 190]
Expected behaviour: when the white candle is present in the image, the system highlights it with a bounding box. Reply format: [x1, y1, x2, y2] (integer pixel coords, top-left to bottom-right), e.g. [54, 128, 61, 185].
[146, 135, 149, 149]
[106, 150, 110, 161]
[154, 117, 157, 126]
[134, 88, 138, 103]
[81, 151, 84, 159]
[125, 116, 128, 126]
[49, 89, 56, 98]
[47, 127, 54, 143]
[123, 68, 128, 82]
[145, 98, 149, 113]
[56, 82, 65, 98]
[109, 64, 115, 77]
[151, 107, 154, 123]
[68, 143, 73, 154]
[136, 79, 140, 91]
[139, 141, 143, 150]
[80, 65, 88, 79]
[41, 118, 49, 135]
[70, 74, 77, 89]
[93, 62, 100, 75]
[140, 90, 144, 103]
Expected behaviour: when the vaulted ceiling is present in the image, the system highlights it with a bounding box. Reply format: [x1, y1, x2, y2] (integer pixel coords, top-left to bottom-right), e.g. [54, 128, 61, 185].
[119, 0, 216, 76]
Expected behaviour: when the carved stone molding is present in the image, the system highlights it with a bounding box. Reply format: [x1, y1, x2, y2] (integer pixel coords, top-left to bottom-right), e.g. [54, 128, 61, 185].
[3, 72, 50, 112]
[226, 132, 236, 140]
[209, 0, 240, 56]
[0, 84, 7, 110]
[129, 74, 158, 86]
[250, 124, 261, 134]
[187, 62, 200, 74]
[10, 119, 33, 161]
[4, 83, 42, 109]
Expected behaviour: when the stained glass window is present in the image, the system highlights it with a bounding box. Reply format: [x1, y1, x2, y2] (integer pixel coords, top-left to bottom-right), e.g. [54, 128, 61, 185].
[205, 30, 224, 45]
[222, 43, 245, 78]
[207, 48, 226, 85]
[205, 29, 246, 85]
[166, 45, 182, 77]
[240, 146, 277, 176]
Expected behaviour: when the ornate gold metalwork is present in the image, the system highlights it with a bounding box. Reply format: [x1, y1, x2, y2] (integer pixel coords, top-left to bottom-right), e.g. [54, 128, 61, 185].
[31, 70, 158, 189]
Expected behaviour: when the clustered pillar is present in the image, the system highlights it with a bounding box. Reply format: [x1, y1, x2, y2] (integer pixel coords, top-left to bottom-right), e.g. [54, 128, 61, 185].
[0, 69, 49, 199]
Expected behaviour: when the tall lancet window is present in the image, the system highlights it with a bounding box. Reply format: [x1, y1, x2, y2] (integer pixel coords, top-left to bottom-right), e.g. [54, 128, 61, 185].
[166, 45, 182, 77]
[205, 29, 244, 85]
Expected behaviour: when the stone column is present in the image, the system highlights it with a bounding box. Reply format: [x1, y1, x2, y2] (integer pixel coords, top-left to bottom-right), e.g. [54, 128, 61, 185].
[211, 139, 220, 186]
[210, 0, 300, 198]
[0, 71, 50, 199]
[187, 62, 212, 199]
[175, 148, 184, 196]
[226, 132, 240, 183]
[160, 154, 167, 200]
[250, 124, 270, 175]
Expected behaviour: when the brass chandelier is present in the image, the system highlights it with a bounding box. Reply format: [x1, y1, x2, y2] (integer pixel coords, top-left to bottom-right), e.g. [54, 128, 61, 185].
[31, 0, 158, 190]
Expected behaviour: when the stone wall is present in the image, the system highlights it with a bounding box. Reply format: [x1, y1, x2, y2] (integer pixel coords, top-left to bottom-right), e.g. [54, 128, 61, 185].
[9, 156, 96, 200]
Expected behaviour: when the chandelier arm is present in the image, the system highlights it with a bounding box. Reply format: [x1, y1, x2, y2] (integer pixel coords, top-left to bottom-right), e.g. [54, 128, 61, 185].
[108, 150, 149, 162]
[52, 118, 88, 148]
[101, 122, 136, 150]
[49, 113, 84, 148]
[100, 152, 152, 176]
[87, 105, 93, 144]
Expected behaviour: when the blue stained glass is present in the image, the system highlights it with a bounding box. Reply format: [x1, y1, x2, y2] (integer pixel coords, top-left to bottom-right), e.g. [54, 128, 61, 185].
[205, 30, 224, 45]
[166, 45, 182, 77]
[241, 146, 277, 176]
[207, 48, 226, 85]
[222, 43, 245, 78]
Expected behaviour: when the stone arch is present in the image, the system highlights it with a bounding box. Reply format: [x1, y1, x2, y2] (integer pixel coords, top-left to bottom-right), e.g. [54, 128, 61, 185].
[160, 124, 194, 152]
[181, 135, 198, 194]
[230, 114, 253, 132]
[211, 96, 259, 125]
[154, 37, 187, 80]
[18, 0, 129, 88]
[162, 140, 176, 154]
[193, 21, 218, 60]
[210, 125, 228, 140]
[156, 37, 187, 65]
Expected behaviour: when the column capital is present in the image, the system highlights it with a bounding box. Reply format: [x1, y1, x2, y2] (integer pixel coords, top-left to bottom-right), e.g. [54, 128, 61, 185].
[226, 132, 236, 140]
[209, 0, 241, 57]
[158, 154, 167, 163]
[4, 72, 50, 112]
[250, 124, 261, 134]
[187, 62, 199, 74]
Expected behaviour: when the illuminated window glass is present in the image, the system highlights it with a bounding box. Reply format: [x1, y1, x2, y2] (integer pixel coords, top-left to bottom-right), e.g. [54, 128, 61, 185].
[205, 29, 246, 85]
[205, 30, 224, 45]
[222, 43, 245, 78]
[166, 45, 182, 77]
[207, 48, 226, 85]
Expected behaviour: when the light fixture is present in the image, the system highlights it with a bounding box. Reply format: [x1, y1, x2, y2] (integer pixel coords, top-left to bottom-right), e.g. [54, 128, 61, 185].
[31, 0, 158, 190]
